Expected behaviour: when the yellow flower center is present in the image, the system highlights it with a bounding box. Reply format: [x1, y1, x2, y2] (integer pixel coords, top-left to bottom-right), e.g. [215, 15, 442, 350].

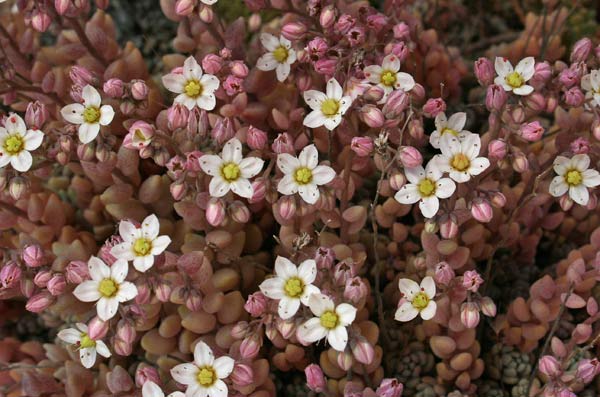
[134, 129, 147, 141]
[321, 98, 340, 117]
[442, 128, 459, 136]
[505, 71, 524, 88]
[3, 135, 24, 155]
[184, 79, 203, 98]
[412, 292, 430, 310]
[197, 367, 216, 387]
[83, 106, 101, 123]
[451, 153, 470, 172]
[380, 70, 397, 87]
[221, 162, 241, 182]
[273, 46, 289, 63]
[320, 310, 339, 330]
[283, 277, 304, 298]
[133, 238, 152, 256]
[98, 278, 118, 298]
[294, 167, 313, 185]
[79, 333, 96, 349]
[418, 178, 436, 197]
[565, 169, 583, 186]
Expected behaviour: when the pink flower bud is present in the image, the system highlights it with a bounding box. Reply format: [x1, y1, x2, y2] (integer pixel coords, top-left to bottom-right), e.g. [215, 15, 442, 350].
[271, 133, 295, 154]
[576, 358, 600, 383]
[239, 334, 261, 359]
[113, 338, 132, 356]
[319, 6, 336, 29]
[135, 366, 161, 388]
[462, 270, 483, 292]
[389, 173, 406, 191]
[103, 78, 124, 98]
[351, 137, 373, 157]
[364, 85, 385, 102]
[277, 195, 296, 220]
[474, 58, 494, 86]
[346, 26, 366, 47]
[422, 98, 446, 118]
[167, 104, 190, 130]
[335, 14, 355, 34]
[523, 92, 546, 112]
[211, 118, 235, 144]
[175, 0, 195, 16]
[55, 0, 71, 15]
[315, 247, 334, 270]
[282, 22, 308, 41]
[539, 355, 561, 378]
[70, 67, 94, 87]
[244, 292, 267, 317]
[344, 277, 368, 304]
[247, 126, 268, 150]
[305, 364, 327, 393]
[31, 11, 52, 32]
[558, 68, 579, 88]
[512, 152, 529, 173]
[206, 198, 226, 226]
[170, 181, 186, 201]
[88, 316, 110, 340]
[231, 364, 254, 387]
[230, 61, 249, 78]
[519, 121, 544, 142]
[360, 105, 384, 128]
[229, 201, 250, 224]
[439, 215, 458, 239]
[155, 281, 172, 302]
[336, 351, 353, 371]
[393, 23, 410, 40]
[131, 80, 149, 100]
[480, 296, 497, 317]
[47, 275, 66, 296]
[486, 84, 507, 111]
[382, 90, 409, 118]
[460, 302, 480, 328]
[529, 62, 552, 89]
[1, 262, 21, 288]
[22, 244, 46, 267]
[390, 42, 410, 62]
[25, 291, 54, 313]
[564, 87, 584, 107]
[351, 338, 375, 364]
[202, 54, 223, 74]
[186, 290, 203, 311]
[570, 137, 590, 154]
[434, 261, 454, 285]
[314, 58, 337, 76]
[33, 270, 52, 288]
[471, 198, 493, 223]
[66, 260, 89, 284]
[376, 378, 404, 397]
[116, 320, 136, 344]
[571, 38, 592, 62]
[398, 146, 423, 168]
[487, 139, 507, 161]
[223, 75, 244, 96]
[249, 179, 266, 203]
[25, 101, 49, 129]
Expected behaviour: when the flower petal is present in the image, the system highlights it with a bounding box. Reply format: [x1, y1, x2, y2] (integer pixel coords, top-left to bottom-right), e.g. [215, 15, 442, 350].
[11, 151, 32, 172]
[420, 301, 437, 320]
[208, 379, 228, 397]
[213, 356, 234, 379]
[116, 282, 137, 302]
[515, 57, 535, 81]
[395, 302, 419, 322]
[171, 363, 198, 385]
[23, 129, 44, 151]
[95, 340, 111, 358]
[257, 53, 278, 71]
[276, 63, 291, 82]
[230, 178, 254, 198]
[97, 297, 119, 321]
[303, 110, 325, 128]
[140, 214, 159, 240]
[78, 123, 100, 144]
[394, 72, 415, 91]
[569, 184, 589, 205]
[468, 157, 490, 176]
[193, 341, 215, 367]
[151, 235, 171, 255]
[298, 184, 320, 204]
[435, 178, 456, 199]
[336, 303, 357, 326]
[183, 56, 203, 80]
[421, 276, 436, 297]
[303, 90, 327, 110]
[197, 94, 216, 111]
[448, 112, 467, 131]
[142, 381, 164, 397]
[512, 85, 534, 96]
[5, 114, 26, 134]
[327, 326, 348, 351]
[162, 73, 186, 93]
[222, 138, 243, 163]
[61, 104, 85, 124]
[58, 328, 81, 344]
[80, 347, 97, 368]
[209, 176, 231, 197]
[297, 317, 327, 343]
[571, 154, 590, 171]
[73, 281, 101, 302]
[260, 33, 280, 51]
[110, 259, 129, 283]
[277, 153, 300, 175]
[326, 78, 343, 99]
[404, 166, 426, 184]
[308, 293, 334, 316]
[88, 256, 111, 280]
[274, 256, 297, 279]
[299, 145, 318, 169]
[494, 57, 513, 77]
[311, 165, 335, 186]
[419, 196, 440, 218]
[553, 156, 570, 175]
[278, 297, 301, 319]
[297, 259, 317, 284]
[395, 184, 420, 204]
[259, 277, 285, 300]
[583, 169, 600, 187]
[239, 157, 264, 178]
[200, 74, 220, 93]
[99, 105, 114, 126]
[199, 155, 223, 176]
[323, 115, 342, 131]
[398, 278, 420, 300]
[300, 284, 320, 305]
[133, 256, 154, 272]
[82, 85, 102, 107]
[549, 176, 568, 197]
[277, 174, 299, 195]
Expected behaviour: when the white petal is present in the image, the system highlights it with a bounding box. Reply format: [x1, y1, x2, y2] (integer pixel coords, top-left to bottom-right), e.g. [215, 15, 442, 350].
[82, 85, 101, 107]
[338, 96, 352, 115]
[278, 297, 301, 319]
[311, 165, 335, 186]
[512, 85, 534, 96]
[549, 176, 568, 197]
[297, 259, 317, 284]
[303, 110, 326, 128]
[569, 185, 589, 205]
[300, 284, 321, 305]
[116, 282, 137, 302]
[336, 303, 357, 326]
[308, 293, 334, 316]
[97, 297, 119, 321]
[322, 115, 342, 131]
[151, 235, 171, 255]
[208, 380, 228, 397]
[78, 123, 100, 144]
[162, 73, 186, 93]
[239, 157, 264, 178]
[553, 156, 570, 175]
[449, 170, 471, 184]
[298, 184, 320, 204]
[303, 90, 327, 111]
[298, 318, 327, 342]
[395, 302, 419, 322]
[421, 276, 436, 297]
[200, 74, 220, 93]
[58, 328, 81, 344]
[420, 301, 437, 320]
[394, 72, 415, 91]
[108, 259, 128, 283]
[435, 178, 456, 199]
[199, 155, 223, 176]
[448, 112, 466, 131]
[395, 184, 421, 204]
[583, 169, 600, 187]
[99, 105, 114, 126]
[11, 151, 32, 172]
[276, 63, 291, 82]
[494, 57, 513, 77]
[197, 94, 216, 111]
[61, 104, 85, 124]
[260, 33, 280, 51]
[434, 112, 448, 131]
[515, 57, 535, 81]
[142, 381, 165, 397]
[461, 134, 482, 159]
[230, 178, 254, 198]
[209, 177, 231, 197]
[274, 256, 297, 279]
[141, 214, 159, 240]
[175, 94, 196, 110]
[95, 340, 111, 358]
[277, 153, 300, 174]
[327, 326, 348, 351]
[364, 65, 383, 84]
[88, 256, 111, 280]
[277, 174, 299, 195]
[79, 347, 97, 368]
[0, 151, 11, 168]
[326, 78, 343, 99]
[299, 145, 319, 169]
[404, 166, 426, 184]
[213, 356, 234, 379]
[167, 393, 185, 397]
[5, 114, 26, 134]
[185, 384, 204, 397]
[183, 56, 203, 80]
[23, 129, 44, 151]
[398, 278, 420, 300]
[571, 154, 590, 171]
[257, 53, 278, 71]
[222, 138, 243, 163]
[259, 277, 285, 300]
[382, 54, 400, 72]
[194, 341, 214, 367]
[73, 281, 101, 302]
[171, 363, 199, 385]
[419, 196, 440, 218]
[468, 157, 490, 176]
[134, 256, 154, 273]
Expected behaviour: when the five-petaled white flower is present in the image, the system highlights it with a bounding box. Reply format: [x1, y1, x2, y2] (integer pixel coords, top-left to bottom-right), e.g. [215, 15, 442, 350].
[581, 69, 600, 108]
[142, 381, 184, 397]
[394, 160, 456, 218]
[364, 54, 415, 103]
[303, 78, 352, 131]
[73, 256, 138, 321]
[257, 33, 297, 82]
[0, 113, 43, 172]
[297, 293, 357, 352]
[434, 134, 490, 183]
[494, 57, 535, 96]
[61, 85, 115, 144]
[199, 138, 264, 199]
[259, 256, 319, 320]
[429, 112, 471, 149]
[57, 323, 111, 368]
[110, 214, 172, 273]
[276, 144, 336, 205]
[162, 56, 220, 111]
[395, 276, 437, 322]
[549, 154, 600, 206]
[170, 341, 234, 397]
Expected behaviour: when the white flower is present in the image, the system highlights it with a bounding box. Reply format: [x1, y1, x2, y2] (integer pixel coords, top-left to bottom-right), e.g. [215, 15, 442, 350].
[297, 293, 357, 352]
[364, 53, 415, 103]
[429, 112, 471, 149]
[549, 154, 600, 206]
[199, 138, 264, 199]
[61, 85, 115, 144]
[581, 69, 600, 108]
[73, 256, 138, 321]
[142, 381, 185, 397]
[259, 256, 319, 320]
[0, 113, 43, 172]
[276, 144, 336, 204]
[303, 78, 352, 131]
[57, 323, 111, 368]
[394, 160, 456, 218]
[110, 214, 172, 273]
[494, 57, 535, 96]
[434, 134, 490, 183]
[257, 33, 297, 82]
[201, 0, 217, 4]
[395, 276, 437, 322]
[162, 56, 220, 111]
[170, 341, 234, 397]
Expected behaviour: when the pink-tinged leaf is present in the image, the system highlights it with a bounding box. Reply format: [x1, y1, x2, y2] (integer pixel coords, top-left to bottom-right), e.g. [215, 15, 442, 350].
[563, 293, 586, 309]
[586, 297, 598, 316]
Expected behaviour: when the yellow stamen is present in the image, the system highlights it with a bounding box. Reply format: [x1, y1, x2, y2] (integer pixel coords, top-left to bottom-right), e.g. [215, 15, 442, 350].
[284, 277, 304, 298]
[133, 238, 152, 256]
[197, 367, 216, 387]
[3, 135, 24, 155]
[380, 70, 397, 87]
[320, 311, 339, 329]
[321, 99, 340, 117]
[83, 106, 101, 123]
[505, 71, 524, 88]
[451, 153, 470, 172]
[79, 333, 96, 349]
[565, 169, 583, 186]
[412, 292, 430, 310]
[184, 80, 203, 98]
[418, 179, 436, 197]
[294, 167, 313, 185]
[273, 46, 289, 63]
[98, 279, 118, 298]
[442, 128, 459, 136]
[221, 162, 241, 182]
